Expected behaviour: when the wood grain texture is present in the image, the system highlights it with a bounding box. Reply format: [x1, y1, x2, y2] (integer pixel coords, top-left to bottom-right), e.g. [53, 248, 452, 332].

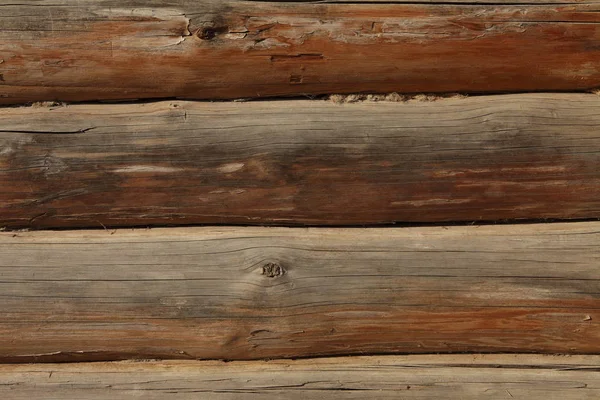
[2, 93, 600, 229]
[1, 222, 600, 362]
[2, 1, 600, 104]
[1, 355, 600, 399]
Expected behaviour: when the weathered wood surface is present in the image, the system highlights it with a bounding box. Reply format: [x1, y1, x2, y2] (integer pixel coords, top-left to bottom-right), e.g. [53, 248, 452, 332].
[1, 222, 600, 362]
[2, 1, 600, 104]
[2, 93, 600, 229]
[1, 355, 599, 399]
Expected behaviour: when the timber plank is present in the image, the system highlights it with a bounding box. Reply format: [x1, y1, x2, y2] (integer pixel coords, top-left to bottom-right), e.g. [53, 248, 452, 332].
[2, 93, 600, 228]
[1, 1, 600, 103]
[1, 355, 599, 399]
[1, 222, 600, 362]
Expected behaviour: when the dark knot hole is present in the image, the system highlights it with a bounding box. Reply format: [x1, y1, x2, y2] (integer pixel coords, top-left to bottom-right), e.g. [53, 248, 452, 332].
[262, 262, 284, 278]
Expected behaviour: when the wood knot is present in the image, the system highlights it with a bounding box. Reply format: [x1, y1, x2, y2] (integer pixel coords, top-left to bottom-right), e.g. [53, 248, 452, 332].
[261, 262, 284, 278]
[196, 26, 228, 40]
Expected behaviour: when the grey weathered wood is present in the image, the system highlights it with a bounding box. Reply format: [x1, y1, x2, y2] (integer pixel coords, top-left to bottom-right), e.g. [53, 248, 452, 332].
[1, 1, 600, 104]
[1, 355, 600, 399]
[2, 93, 600, 228]
[1, 222, 600, 362]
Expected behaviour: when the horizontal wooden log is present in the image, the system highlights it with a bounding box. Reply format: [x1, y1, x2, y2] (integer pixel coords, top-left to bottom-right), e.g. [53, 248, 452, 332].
[2, 1, 600, 104]
[1, 355, 600, 399]
[1, 222, 600, 362]
[2, 93, 600, 229]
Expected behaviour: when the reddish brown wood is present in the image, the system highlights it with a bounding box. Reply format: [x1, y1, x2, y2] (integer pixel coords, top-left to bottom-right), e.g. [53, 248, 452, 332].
[1, 1, 600, 103]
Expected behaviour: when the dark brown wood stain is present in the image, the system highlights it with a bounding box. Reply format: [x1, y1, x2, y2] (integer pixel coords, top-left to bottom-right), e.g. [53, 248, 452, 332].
[2, 94, 600, 229]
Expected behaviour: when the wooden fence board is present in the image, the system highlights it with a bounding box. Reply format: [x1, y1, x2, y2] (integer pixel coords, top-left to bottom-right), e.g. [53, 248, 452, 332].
[1, 223, 600, 362]
[2, 94, 600, 228]
[2, 1, 600, 103]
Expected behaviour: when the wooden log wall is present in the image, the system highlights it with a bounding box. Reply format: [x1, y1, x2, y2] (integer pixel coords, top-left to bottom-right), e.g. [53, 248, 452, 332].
[3, 93, 600, 229]
[3, 0, 600, 397]
[1, 0, 600, 104]
[1, 355, 599, 399]
[2, 222, 600, 362]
